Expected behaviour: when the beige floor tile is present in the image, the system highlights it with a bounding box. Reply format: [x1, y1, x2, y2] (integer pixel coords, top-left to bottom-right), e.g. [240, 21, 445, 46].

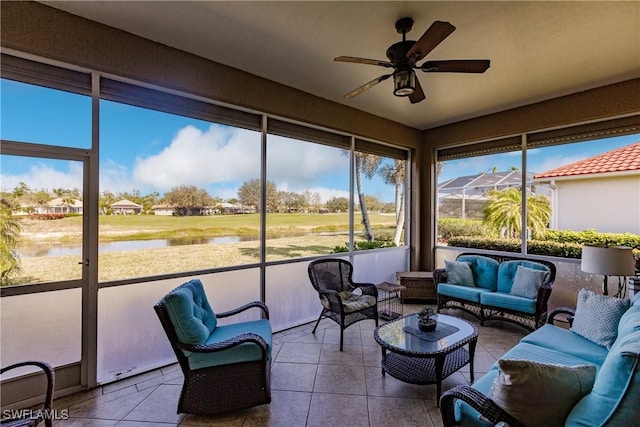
[319, 343, 363, 366]
[116, 422, 177, 427]
[306, 393, 369, 427]
[363, 343, 383, 363]
[69, 386, 154, 420]
[364, 366, 424, 399]
[123, 384, 185, 424]
[271, 362, 317, 392]
[367, 395, 432, 427]
[313, 364, 366, 395]
[180, 410, 246, 426]
[242, 390, 312, 426]
[322, 327, 363, 346]
[56, 419, 118, 426]
[275, 342, 322, 364]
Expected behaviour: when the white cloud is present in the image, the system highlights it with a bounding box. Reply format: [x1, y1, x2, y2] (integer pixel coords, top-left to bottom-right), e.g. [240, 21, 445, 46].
[1, 160, 82, 193]
[131, 125, 349, 195]
[133, 124, 261, 191]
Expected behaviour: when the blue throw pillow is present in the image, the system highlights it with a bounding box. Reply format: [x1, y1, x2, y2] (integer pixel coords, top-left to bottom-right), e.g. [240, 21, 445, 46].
[445, 260, 475, 287]
[571, 288, 630, 349]
[509, 265, 548, 299]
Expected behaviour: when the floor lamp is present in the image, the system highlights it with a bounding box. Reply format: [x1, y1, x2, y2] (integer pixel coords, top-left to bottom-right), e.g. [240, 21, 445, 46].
[581, 245, 635, 297]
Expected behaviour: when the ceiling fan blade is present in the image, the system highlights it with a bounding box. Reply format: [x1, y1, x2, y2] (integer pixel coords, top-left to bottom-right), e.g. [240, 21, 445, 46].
[344, 74, 392, 98]
[334, 56, 393, 67]
[420, 60, 491, 73]
[409, 77, 426, 104]
[406, 21, 456, 63]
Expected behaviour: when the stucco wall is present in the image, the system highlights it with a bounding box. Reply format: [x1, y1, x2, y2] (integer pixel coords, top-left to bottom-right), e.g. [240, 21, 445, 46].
[553, 175, 640, 234]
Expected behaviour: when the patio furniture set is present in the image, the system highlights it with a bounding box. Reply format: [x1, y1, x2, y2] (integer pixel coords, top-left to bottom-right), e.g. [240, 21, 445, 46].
[6, 253, 638, 426]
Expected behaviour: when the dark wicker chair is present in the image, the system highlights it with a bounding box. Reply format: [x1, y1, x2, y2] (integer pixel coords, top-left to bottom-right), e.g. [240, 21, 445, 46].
[308, 258, 378, 351]
[154, 281, 271, 415]
[434, 252, 556, 331]
[439, 308, 570, 427]
[0, 361, 54, 427]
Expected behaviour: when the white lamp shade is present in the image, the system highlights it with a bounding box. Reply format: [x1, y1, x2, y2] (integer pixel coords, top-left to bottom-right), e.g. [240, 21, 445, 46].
[581, 245, 635, 276]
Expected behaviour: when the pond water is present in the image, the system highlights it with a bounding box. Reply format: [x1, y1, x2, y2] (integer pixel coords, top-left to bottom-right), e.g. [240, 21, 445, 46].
[17, 232, 330, 257]
[18, 235, 257, 257]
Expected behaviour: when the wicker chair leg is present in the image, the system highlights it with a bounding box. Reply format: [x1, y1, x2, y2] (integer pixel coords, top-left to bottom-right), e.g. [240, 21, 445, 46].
[312, 311, 324, 333]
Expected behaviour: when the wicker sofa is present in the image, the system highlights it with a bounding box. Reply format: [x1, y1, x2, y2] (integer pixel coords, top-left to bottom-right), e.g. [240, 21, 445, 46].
[434, 253, 556, 331]
[440, 291, 640, 426]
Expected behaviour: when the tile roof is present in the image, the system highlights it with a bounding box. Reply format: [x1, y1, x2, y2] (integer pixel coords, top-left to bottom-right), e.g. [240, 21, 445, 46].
[534, 141, 640, 179]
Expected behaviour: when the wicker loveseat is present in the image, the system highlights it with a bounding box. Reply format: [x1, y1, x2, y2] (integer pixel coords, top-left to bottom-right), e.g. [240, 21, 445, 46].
[434, 253, 556, 331]
[440, 291, 640, 426]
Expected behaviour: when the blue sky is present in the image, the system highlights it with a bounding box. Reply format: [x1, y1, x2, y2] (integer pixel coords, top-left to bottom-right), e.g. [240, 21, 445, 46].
[438, 134, 638, 183]
[1, 79, 637, 202]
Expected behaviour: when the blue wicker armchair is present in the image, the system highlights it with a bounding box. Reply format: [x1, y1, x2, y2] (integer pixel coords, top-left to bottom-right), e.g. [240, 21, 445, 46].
[154, 279, 272, 415]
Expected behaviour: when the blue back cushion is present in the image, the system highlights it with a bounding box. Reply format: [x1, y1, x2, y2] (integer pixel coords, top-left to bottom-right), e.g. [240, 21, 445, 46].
[497, 260, 550, 293]
[457, 255, 499, 290]
[164, 279, 217, 345]
[618, 303, 640, 338]
[566, 331, 640, 426]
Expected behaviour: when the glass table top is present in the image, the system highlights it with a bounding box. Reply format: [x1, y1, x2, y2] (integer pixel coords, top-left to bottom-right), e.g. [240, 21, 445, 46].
[374, 313, 478, 355]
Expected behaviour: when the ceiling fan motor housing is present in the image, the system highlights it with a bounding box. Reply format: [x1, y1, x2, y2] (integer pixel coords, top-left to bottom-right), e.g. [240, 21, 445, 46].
[386, 41, 415, 65]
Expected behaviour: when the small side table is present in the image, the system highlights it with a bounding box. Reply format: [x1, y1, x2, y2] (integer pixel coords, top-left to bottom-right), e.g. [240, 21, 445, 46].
[376, 282, 406, 320]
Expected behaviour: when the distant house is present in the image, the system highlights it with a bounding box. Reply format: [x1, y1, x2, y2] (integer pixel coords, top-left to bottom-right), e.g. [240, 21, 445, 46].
[151, 204, 176, 216]
[40, 197, 83, 214]
[216, 202, 252, 214]
[534, 142, 640, 234]
[111, 199, 143, 215]
[150, 204, 215, 216]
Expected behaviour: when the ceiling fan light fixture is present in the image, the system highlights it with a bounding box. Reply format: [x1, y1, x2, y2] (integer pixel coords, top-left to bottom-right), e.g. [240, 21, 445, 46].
[393, 69, 415, 96]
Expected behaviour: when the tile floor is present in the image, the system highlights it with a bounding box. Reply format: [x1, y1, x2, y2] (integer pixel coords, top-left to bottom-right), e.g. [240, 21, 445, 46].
[51, 305, 526, 426]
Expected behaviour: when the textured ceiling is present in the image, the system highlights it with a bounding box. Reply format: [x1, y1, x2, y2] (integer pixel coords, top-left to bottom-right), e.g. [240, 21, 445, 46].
[41, 1, 640, 130]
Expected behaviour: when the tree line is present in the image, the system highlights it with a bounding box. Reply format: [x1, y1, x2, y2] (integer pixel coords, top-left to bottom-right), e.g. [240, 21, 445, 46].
[0, 179, 395, 216]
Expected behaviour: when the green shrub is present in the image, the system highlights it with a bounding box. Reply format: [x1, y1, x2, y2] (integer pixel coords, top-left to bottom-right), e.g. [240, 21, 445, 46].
[542, 229, 640, 250]
[447, 236, 636, 260]
[330, 240, 397, 253]
[437, 218, 495, 240]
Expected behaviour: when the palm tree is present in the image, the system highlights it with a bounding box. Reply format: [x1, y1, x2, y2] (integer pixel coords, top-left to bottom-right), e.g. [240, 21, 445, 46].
[483, 187, 550, 239]
[0, 202, 22, 285]
[354, 153, 382, 241]
[380, 159, 406, 245]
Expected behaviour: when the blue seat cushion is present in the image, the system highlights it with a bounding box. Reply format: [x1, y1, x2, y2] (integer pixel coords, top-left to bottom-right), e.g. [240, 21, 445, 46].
[164, 279, 217, 345]
[496, 260, 550, 293]
[480, 292, 537, 314]
[187, 319, 273, 370]
[566, 330, 640, 426]
[437, 283, 493, 303]
[521, 324, 609, 366]
[495, 342, 598, 372]
[454, 369, 498, 427]
[457, 255, 500, 290]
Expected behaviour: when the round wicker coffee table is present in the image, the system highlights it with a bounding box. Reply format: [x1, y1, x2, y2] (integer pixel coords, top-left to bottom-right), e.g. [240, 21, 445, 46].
[374, 313, 478, 405]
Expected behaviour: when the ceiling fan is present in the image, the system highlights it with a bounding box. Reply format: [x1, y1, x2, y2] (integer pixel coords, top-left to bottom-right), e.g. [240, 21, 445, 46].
[335, 17, 490, 104]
